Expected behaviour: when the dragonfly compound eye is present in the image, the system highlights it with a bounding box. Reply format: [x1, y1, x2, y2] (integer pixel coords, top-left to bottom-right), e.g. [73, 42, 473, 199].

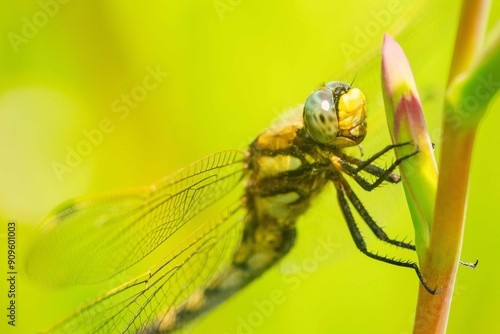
[303, 82, 368, 147]
[303, 89, 338, 144]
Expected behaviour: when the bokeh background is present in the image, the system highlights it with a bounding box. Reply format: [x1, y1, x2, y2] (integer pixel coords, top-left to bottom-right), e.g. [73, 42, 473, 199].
[1, 0, 499, 333]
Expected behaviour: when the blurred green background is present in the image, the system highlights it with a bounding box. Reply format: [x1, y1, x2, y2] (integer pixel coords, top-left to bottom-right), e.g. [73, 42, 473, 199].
[0, 0, 499, 333]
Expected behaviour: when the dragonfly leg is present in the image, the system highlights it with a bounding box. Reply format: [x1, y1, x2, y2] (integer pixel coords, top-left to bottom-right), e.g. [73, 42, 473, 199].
[334, 146, 419, 191]
[333, 176, 439, 295]
[459, 259, 479, 269]
[339, 176, 415, 250]
[352, 142, 412, 170]
[341, 154, 400, 184]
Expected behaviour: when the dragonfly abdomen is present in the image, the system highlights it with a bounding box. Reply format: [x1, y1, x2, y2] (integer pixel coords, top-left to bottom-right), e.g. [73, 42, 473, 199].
[148, 215, 297, 333]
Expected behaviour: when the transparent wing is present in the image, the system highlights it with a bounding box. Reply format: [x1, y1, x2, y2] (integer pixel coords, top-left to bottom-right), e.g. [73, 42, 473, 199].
[48, 201, 246, 334]
[27, 151, 246, 285]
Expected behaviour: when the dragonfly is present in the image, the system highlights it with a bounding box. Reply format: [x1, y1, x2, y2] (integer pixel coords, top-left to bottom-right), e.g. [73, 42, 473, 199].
[27, 81, 436, 333]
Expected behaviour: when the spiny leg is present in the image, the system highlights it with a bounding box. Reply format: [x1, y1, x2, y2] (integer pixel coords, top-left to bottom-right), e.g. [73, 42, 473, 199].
[345, 145, 479, 269]
[353, 142, 412, 171]
[332, 176, 438, 295]
[460, 259, 479, 269]
[338, 161, 480, 270]
[335, 148, 419, 191]
[342, 154, 401, 184]
[340, 176, 415, 251]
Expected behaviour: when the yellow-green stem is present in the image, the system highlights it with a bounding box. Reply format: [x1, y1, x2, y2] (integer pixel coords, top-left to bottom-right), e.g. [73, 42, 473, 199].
[413, 0, 489, 332]
[447, 0, 490, 85]
[414, 124, 476, 333]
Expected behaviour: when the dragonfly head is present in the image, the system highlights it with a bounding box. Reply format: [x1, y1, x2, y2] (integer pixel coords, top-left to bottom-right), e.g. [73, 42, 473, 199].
[303, 81, 367, 147]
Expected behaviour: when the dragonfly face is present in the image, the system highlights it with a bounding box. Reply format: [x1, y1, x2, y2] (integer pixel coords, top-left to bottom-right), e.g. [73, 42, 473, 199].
[303, 81, 367, 147]
[27, 81, 430, 333]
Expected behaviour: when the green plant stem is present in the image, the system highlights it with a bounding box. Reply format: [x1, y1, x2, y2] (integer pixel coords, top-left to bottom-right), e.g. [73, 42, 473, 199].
[447, 0, 490, 84]
[414, 124, 476, 333]
[413, 0, 491, 333]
